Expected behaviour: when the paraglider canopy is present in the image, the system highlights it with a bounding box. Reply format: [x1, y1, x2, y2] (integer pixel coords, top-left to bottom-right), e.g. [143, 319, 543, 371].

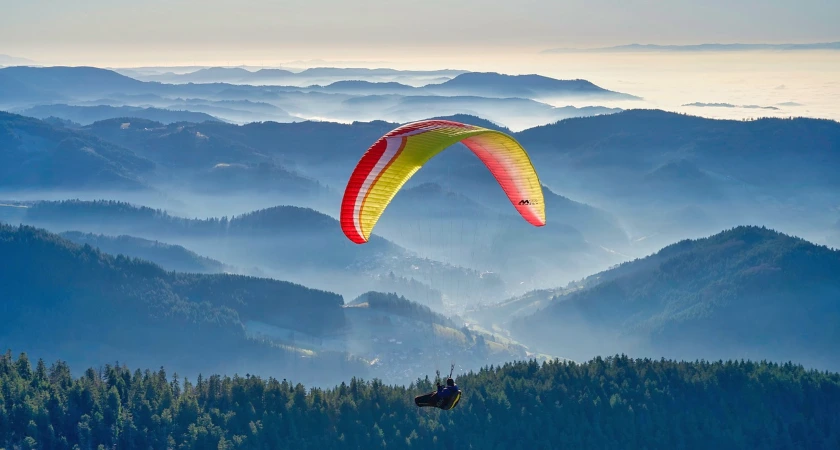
[340, 119, 546, 244]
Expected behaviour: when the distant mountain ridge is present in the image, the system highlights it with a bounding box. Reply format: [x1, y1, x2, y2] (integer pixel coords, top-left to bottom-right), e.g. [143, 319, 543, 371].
[683, 102, 780, 110]
[515, 109, 840, 205]
[6, 103, 840, 267]
[0, 111, 155, 190]
[0, 66, 635, 103]
[0, 66, 147, 99]
[310, 80, 423, 95]
[81, 117, 275, 169]
[542, 41, 840, 53]
[331, 94, 621, 131]
[124, 66, 469, 85]
[0, 66, 632, 131]
[426, 72, 640, 100]
[18, 104, 224, 125]
[58, 231, 230, 274]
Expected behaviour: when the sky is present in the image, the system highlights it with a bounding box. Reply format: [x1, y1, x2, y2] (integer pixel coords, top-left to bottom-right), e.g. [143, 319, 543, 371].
[2, 0, 840, 66]
[2, 0, 838, 126]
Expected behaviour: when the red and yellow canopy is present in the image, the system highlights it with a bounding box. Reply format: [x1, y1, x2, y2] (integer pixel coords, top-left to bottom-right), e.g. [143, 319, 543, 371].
[340, 119, 545, 244]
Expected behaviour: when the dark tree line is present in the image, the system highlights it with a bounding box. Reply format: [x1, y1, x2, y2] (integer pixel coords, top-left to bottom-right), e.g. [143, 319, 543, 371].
[2, 351, 838, 450]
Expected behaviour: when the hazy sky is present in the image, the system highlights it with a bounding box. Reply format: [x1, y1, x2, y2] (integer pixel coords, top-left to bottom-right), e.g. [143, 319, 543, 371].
[2, 0, 839, 66]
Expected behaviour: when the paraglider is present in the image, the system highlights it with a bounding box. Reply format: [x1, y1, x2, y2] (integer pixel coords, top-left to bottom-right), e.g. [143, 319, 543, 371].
[339, 119, 545, 410]
[340, 119, 545, 244]
[415, 365, 462, 410]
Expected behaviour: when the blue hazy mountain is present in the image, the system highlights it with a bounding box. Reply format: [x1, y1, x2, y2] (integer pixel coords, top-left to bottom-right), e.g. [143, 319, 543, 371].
[15, 199, 504, 304]
[0, 66, 634, 104]
[0, 70, 63, 104]
[81, 118, 272, 169]
[383, 181, 627, 250]
[0, 66, 293, 107]
[160, 98, 298, 123]
[18, 104, 224, 125]
[12, 105, 839, 258]
[0, 223, 365, 384]
[81, 117, 332, 200]
[74, 108, 838, 208]
[147, 67, 296, 84]
[346, 291, 458, 328]
[58, 230, 230, 274]
[18, 200, 395, 266]
[309, 80, 423, 95]
[512, 226, 840, 371]
[1, 222, 531, 387]
[371, 181, 625, 292]
[337, 94, 621, 129]
[516, 110, 840, 191]
[641, 158, 727, 200]
[0, 66, 147, 99]
[75, 108, 840, 254]
[514, 109, 840, 250]
[0, 111, 155, 190]
[39, 116, 83, 128]
[309, 73, 638, 100]
[0, 66, 631, 130]
[85, 117, 399, 183]
[425, 72, 640, 100]
[133, 66, 467, 85]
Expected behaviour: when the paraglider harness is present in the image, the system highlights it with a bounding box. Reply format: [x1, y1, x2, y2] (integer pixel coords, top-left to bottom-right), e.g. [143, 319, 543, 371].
[415, 364, 462, 410]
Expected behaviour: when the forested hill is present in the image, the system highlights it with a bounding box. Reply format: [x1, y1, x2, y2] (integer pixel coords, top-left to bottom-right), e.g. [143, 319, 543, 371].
[516, 110, 840, 193]
[1, 353, 838, 450]
[514, 226, 840, 370]
[14, 199, 499, 305]
[0, 223, 360, 383]
[19, 199, 400, 275]
[19, 104, 223, 126]
[0, 111, 154, 190]
[22, 199, 378, 243]
[58, 231, 230, 274]
[348, 291, 458, 328]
